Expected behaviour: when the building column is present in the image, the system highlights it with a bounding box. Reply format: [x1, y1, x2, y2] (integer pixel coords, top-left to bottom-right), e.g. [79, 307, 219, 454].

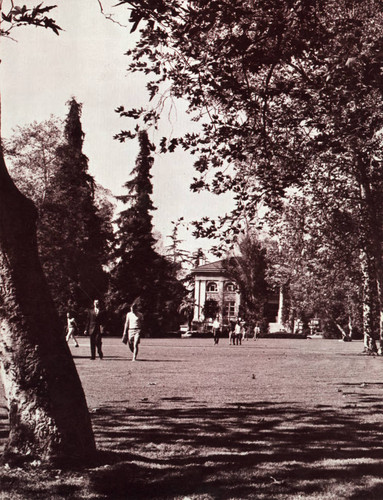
[277, 286, 284, 324]
[193, 279, 206, 322]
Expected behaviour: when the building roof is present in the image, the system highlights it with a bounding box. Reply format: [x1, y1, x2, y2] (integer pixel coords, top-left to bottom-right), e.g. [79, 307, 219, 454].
[192, 260, 225, 274]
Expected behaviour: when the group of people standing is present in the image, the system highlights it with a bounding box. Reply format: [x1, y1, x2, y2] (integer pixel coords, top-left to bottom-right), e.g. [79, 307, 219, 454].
[65, 299, 142, 361]
[212, 317, 261, 345]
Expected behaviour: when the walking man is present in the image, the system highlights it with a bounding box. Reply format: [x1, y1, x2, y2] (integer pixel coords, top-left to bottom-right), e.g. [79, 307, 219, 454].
[122, 302, 142, 361]
[84, 299, 105, 360]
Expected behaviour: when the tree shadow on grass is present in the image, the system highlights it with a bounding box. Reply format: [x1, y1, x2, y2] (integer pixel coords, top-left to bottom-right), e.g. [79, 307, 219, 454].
[2, 388, 383, 499]
[89, 393, 383, 499]
[128, 359, 185, 363]
[72, 355, 131, 361]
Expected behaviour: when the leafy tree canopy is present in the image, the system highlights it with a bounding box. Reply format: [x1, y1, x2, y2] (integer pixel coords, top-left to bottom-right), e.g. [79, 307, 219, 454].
[1, 3, 61, 37]
[4, 117, 64, 207]
[116, 0, 383, 244]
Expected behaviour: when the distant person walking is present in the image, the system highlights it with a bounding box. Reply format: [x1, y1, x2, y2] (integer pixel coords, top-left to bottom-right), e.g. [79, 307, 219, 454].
[84, 299, 105, 360]
[122, 303, 142, 361]
[241, 322, 246, 343]
[212, 317, 220, 345]
[254, 323, 260, 340]
[66, 312, 79, 348]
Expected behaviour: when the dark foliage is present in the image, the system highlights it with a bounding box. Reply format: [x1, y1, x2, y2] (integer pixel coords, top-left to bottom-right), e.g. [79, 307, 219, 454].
[39, 99, 108, 324]
[223, 236, 269, 323]
[203, 298, 219, 320]
[107, 130, 185, 336]
[1, 3, 61, 37]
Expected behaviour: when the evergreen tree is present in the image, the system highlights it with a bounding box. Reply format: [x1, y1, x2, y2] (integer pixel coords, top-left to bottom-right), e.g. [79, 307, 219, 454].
[4, 117, 114, 323]
[108, 130, 184, 335]
[40, 99, 108, 321]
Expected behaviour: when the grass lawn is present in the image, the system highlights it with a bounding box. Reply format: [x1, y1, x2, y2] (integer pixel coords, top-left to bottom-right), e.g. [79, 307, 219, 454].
[1, 337, 383, 499]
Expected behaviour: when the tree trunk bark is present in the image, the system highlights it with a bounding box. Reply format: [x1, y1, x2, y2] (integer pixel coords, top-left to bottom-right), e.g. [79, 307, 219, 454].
[357, 171, 382, 353]
[360, 179, 383, 353]
[348, 315, 353, 340]
[359, 248, 376, 353]
[0, 151, 96, 465]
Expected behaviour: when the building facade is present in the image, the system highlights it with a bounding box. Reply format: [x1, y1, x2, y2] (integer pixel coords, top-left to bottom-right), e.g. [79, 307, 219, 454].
[192, 259, 280, 328]
[192, 260, 241, 324]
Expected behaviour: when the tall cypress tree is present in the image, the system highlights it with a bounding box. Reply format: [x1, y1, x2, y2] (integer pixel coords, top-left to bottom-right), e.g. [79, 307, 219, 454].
[108, 130, 184, 335]
[40, 99, 107, 320]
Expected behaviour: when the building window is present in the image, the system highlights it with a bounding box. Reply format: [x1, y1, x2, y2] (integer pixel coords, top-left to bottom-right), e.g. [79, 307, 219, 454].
[224, 301, 236, 318]
[225, 282, 236, 292]
[207, 282, 218, 292]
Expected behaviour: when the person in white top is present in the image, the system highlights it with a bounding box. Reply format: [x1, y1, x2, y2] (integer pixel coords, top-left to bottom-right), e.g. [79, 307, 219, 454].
[122, 303, 142, 361]
[212, 317, 220, 345]
[234, 321, 242, 345]
[66, 312, 79, 348]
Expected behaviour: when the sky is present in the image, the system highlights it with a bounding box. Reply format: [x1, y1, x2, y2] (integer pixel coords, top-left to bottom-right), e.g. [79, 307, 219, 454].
[1, 0, 234, 257]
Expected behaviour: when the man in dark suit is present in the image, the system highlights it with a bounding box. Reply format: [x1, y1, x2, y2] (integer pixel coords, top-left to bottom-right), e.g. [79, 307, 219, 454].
[84, 299, 105, 360]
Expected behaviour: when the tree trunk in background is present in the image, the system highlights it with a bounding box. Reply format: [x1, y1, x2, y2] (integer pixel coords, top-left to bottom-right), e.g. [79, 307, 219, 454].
[371, 241, 383, 354]
[277, 286, 284, 325]
[335, 322, 349, 340]
[348, 315, 353, 340]
[0, 150, 96, 465]
[359, 248, 375, 352]
[358, 175, 382, 353]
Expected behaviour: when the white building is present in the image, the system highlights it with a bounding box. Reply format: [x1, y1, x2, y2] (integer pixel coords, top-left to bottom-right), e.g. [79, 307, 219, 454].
[192, 260, 241, 324]
[192, 259, 281, 328]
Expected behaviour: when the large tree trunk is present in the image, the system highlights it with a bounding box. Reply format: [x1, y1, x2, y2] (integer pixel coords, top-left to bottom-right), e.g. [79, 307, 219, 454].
[0, 151, 96, 465]
[360, 181, 383, 354]
[358, 173, 382, 354]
